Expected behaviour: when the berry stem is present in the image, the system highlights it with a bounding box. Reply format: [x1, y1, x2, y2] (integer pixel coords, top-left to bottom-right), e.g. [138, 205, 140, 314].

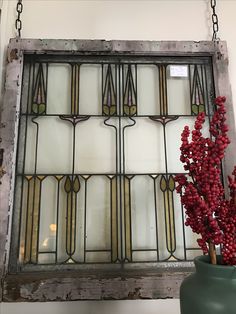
[209, 241, 217, 265]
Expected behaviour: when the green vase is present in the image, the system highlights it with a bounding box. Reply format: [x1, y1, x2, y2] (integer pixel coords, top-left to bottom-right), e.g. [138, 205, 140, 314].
[180, 255, 236, 314]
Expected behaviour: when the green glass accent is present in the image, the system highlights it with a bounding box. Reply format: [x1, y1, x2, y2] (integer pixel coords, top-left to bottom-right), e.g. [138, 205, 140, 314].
[192, 104, 199, 115]
[32, 103, 46, 114]
[64, 176, 72, 193]
[168, 176, 175, 192]
[103, 105, 116, 116]
[124, 105, 137, 116]
[192, 104, 205, 115]
[103, 105, 109, 116]
[32, 103, 38, 114]
[160, 176, 167, 192]
[73, 176, 80, 193]
[199, 104, 205, 113]
[123, 105, 129, 116]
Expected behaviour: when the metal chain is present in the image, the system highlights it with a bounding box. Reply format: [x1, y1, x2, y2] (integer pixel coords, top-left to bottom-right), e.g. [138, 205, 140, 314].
[15, 0, 23, 37]
[211, 0, 220, 42]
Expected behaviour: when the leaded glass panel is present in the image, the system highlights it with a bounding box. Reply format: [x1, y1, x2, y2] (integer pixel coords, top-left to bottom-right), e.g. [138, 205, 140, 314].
[15, 55, 214, 269]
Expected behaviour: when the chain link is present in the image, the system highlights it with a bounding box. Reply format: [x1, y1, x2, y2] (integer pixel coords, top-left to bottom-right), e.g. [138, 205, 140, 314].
[15, 0, 23, 37]
[211, 0, 220, 42]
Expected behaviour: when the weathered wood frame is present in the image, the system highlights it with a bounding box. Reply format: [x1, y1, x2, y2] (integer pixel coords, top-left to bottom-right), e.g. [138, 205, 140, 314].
[0, 39, 235, 302]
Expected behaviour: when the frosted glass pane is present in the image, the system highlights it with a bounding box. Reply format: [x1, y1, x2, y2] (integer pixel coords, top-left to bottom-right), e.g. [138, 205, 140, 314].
[132, 251, 157, 262]
[86, 176, 111, 251]
[25, 117, 37, 173]
[47, 63, 71, 114]
[137, 65, 159, 115]
[38, 253, 55, 264]
[166, 117, 210, 173]
[36, 117, 72, 173]
[71, 177, 86, 262]
[186, 250, 202, 260]
[38, 177, 57, 252]
[75, 118, 116, 173]
[185, 225, 200, 248]
[79, 65, 101, 115]
[125, 118, 165, 173]
[131, 176, 156, 250]
[173, 190, 185, 260]
[167, 65, 191, 115]
[86, 252, 111, 263]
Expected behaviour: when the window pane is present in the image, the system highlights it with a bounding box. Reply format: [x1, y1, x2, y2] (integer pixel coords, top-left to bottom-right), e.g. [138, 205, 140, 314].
[167, 65, 190, 115]
[137, 65, 160, 115]
[131, 175, 157, 262]
[125, 118, 165, 173]
[38, 176, 57, 253]
[79, 65, 101, 115]
[47, 63, 71, 114]
[75, 118, 116, 173]
[86, 176, 111, 262]
[15, 56, 214, 269]
[25, 116, 73, 174]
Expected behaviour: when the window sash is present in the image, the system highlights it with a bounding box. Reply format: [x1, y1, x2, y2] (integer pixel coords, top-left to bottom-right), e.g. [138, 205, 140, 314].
[14, 54, 214, 270]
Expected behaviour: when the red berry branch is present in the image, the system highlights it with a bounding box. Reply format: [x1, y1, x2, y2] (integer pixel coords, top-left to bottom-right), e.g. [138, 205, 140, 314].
[175, 96, 236, 265]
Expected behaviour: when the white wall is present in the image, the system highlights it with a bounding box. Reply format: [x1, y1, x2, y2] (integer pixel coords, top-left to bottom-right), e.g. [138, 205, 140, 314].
[0, 300, 180, 314]
[1, 0, 236, 115]
[1, 0, 236, 313]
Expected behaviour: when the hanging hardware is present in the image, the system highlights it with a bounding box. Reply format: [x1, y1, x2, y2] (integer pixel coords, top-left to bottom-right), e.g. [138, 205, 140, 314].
[15, 0, 23, 37]
[211, 0, 220, 42]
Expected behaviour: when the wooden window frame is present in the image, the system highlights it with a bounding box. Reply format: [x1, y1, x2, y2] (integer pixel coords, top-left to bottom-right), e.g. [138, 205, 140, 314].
[0, 39, 235, 301]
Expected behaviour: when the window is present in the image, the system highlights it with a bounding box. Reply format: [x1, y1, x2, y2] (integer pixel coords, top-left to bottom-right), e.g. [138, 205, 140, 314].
[1, 39, 234, 300]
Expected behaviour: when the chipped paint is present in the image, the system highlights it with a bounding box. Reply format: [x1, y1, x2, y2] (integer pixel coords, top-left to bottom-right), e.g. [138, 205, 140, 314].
[0, 39, 235, 302]
[3, 270, 193, 301]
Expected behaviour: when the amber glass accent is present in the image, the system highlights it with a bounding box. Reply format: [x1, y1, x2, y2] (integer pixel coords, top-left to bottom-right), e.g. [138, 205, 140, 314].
[124, 176, 132, 261]
[111, 176, 118, 262]
[159, 65, 168, 115]
[160, 175, 176, 255]
[24, 176, 44, 263]
[73, 176, 80, 193]
[64, 176, 80, 259]
[71, 64, 80, 115]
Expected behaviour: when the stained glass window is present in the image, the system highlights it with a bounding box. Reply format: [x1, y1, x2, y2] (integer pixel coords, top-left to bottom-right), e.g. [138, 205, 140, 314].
[13, 54, 214, 270]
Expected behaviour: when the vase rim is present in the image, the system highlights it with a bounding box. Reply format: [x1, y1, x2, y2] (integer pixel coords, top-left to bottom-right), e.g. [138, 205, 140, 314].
[194, 255, 236, 279]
